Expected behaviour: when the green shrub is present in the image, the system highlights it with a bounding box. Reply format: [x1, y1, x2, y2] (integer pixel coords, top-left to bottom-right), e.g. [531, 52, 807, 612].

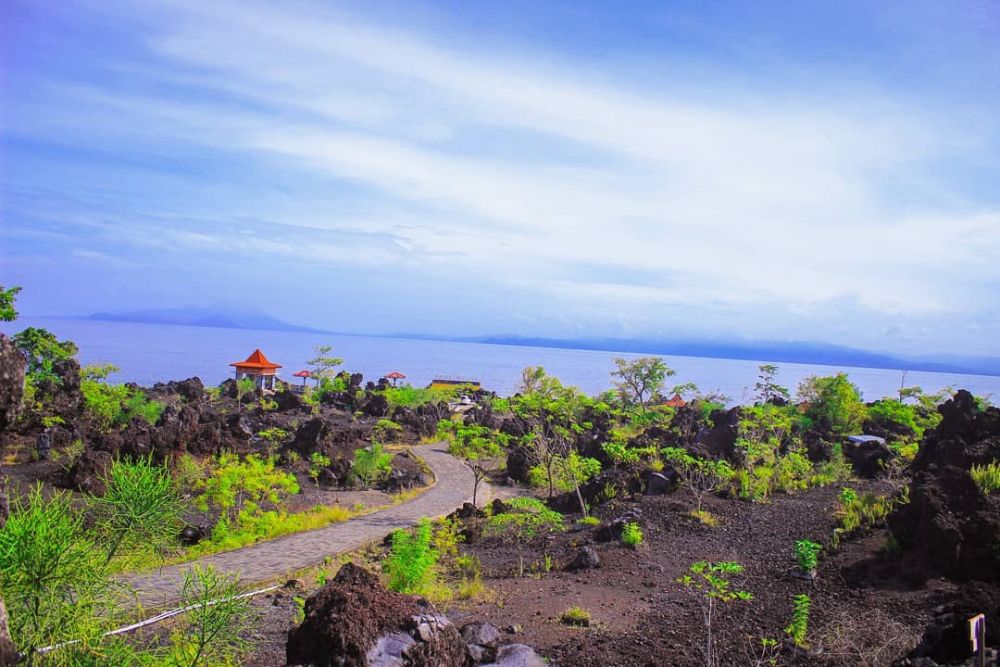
[971, 461, 1000, 495]
[561, 606, 591, 626]
[832, 488, 902, 547]
[352, 443, 393, 488]
[785, 594, 811, 647]
[196, 453, 299, 534]
[484, 498, 564, 541]
[90, 457, 187, 565]
[373, 418, 404, 444]
[662, 447, 734, 513]
[577, 515, 600, 527]
[308, 451, 331, 486]
[797, 373, 866, 434]
[621, 521, 643, 548]
[162, 565, 253, 666]
[0, 487, 109, 657]
[382, 384, 459, 409]
[81, 367, 164, 431]
[868, 400, 920, 438]
[793, 539, 822, 572]
[384, 519, 439, 595]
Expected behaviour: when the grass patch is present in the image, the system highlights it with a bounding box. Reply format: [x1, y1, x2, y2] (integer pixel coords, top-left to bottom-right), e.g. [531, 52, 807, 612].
[561, 606, 591, 627]
[971, 461, 1000, 495]
[689, 509, 718, 527]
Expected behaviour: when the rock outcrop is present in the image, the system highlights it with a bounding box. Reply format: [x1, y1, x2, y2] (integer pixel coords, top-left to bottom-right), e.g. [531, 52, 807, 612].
[888, 390, 1000, 582]
[0, 335, 25, 433]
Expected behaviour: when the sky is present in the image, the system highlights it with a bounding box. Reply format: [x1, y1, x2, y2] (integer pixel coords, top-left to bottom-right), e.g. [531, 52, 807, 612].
[1, 0, 999, 356]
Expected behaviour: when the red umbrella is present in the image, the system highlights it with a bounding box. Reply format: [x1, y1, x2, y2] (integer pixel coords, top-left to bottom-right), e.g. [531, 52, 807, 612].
[384, 371, 406, 386]
[293, 369, 312, 386]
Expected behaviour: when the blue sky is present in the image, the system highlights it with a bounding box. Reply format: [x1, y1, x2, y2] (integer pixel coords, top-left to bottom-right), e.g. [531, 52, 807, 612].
[1, 0, 999, 355]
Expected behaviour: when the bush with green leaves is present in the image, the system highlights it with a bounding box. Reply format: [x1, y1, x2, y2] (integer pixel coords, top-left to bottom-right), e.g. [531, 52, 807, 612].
[384, 519, 439, 595]
[12, 326, 78, 391]
[0, 487, 110, 660]
[196, 453, 300, 538]
[352, 443, 393, 489]
[785, 594, 811, 647]
[797, 373, 867, 435]
[527, 450, 601, 516]
[439, 419, 507, 507]
[90, 457, 187, 565]
[80, 365, 165, 431]
[793, 539, 822, 573]
[971, 461, 1000, 495]
[373, 418, 404, 444]
[677, 561, 753, 667]
[661, 447, 734, 515]
[484, 498, 564, 541]
[621, 521, 643, 548]
[832, 487, 902, 548]
[382, 384, 459, 409]
[308, 451, 331, 486]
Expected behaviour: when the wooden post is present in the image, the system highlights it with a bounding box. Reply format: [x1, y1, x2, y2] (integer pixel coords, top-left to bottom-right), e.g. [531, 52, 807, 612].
[969, 613, 985, 667]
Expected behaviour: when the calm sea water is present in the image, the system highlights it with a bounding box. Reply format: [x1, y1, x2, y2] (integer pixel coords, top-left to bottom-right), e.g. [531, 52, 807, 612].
[3, 317, 999, 403]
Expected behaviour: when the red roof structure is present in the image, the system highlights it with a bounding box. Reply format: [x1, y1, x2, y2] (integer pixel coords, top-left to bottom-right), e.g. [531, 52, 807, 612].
[230, 348, 282, 371]
[664, 393, 687, 408]
[292, 370, 312, 378]
[385, 371, 406, 380]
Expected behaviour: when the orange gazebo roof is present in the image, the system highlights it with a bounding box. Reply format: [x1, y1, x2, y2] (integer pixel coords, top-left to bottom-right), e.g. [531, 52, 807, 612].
[664, 393, 687, 408]
[230, 348, 282, 370]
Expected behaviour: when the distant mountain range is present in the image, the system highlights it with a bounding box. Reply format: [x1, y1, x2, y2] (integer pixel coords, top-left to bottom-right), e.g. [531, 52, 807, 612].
[88, 307, 327, 333]
[394, 333, 1000, 377]
[85, 308, 1000, 376]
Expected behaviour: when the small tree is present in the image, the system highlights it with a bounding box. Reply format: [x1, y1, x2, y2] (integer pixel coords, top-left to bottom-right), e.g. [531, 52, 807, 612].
[90, 457, 187, 564]
[196, 453, 299, 531]
[352, 443, 393, 489]
[384, 519, 438, 595]
[610, 356, 674, 412]
[662, 447, 734, 517]
[754, 364, 789, 404]
[677, 561, 753, 667]
[308, 451, 331, 486]
[440, 420, 506, 508]
[797, 373, 866, 434]
[235, 377, 256, 413]
[166, 565, 253, 667]
[547, 451, 602, 517]
[0, 285, 21, 322]
[307, 345, 344, 381]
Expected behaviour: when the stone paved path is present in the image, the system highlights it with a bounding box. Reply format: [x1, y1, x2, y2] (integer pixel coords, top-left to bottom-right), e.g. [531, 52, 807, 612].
[121, 444, 473, 608]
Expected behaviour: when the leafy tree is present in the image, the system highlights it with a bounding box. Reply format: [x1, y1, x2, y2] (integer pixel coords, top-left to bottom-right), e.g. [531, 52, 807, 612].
[733, 404, 802, 501]
[90, 457, 187, 564]
[12, 327, 78, 388]
[754, 364, 789, 403]
[512, 369, 591, 499]
[529, 451, 601, 516]
[518, 365, 547, 394]
[196, 453, 299, 531]
[81, 366, 164, 431]
[439, 420, 506, 507]
[307, 344, 344, 381]
[308, 451, 331, 486]
[384, 519, 438, 595]
[372, 418, 403, 444]
[661, 447, 734, 515]
[677, 561, 753, 667]
[235, 377, 256, 413]
[797, 373, 866, 434]
[610, 356, 674, 412]
[671, 382, 699, 400]
[0, 285, 21, 322]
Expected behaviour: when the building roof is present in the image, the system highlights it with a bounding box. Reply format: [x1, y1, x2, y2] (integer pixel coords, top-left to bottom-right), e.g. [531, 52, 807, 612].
[664, 393, 687, 408]
[385, 371, 407, 379]
[292, 369, 312, 378]
[230, 348, 282, 370]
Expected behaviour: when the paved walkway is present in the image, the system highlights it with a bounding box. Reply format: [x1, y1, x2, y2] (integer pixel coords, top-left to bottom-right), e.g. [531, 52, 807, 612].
[121, 444, 473, 608]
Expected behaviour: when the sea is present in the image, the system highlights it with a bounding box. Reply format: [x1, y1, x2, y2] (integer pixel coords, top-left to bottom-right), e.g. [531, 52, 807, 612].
[3, 317, 999, 404]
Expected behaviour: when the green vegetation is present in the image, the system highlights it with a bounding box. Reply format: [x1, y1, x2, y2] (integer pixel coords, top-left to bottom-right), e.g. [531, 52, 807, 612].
[308, 451, 331, 486]
[677, 561, 753, 667]
[307, 344, 344, 381]
[754, 364, 790, 403]
[384, 518, 439, 595]
[560, 606, 591, 627]
[793, 539, 822, 573]
[90, 457, 186, 565]
[439, 419, 506, 507]
[352, 442, 393, 488]
[620, 521, 643, 548]
[661, 447, 733, 517]
[0, 284, 20, 321]
[528, 451, 601, 516]
[382, 384, 462, 409]
[13, 326, 78, 394]
[372, 418, 403, 444]
[165, 565, 253, 666]
[483, 498, 564, 541]
[971, 461, 1000, 494]
[785, 593, 812, 648]
[196, 453, 300, 541]
[797, 373, 866, 434]
[80, 364, 165, 431]
[235, 377, 256, 412]
[610, 356, 673, 412]
[832, 487, 903, 548]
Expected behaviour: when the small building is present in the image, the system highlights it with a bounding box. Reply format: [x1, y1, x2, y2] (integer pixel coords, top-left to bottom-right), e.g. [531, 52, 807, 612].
[664, 393, 687, 409]
[428, 378, 482, 392]
[847, 434, 886, 446]
[230, 348, 282, 390]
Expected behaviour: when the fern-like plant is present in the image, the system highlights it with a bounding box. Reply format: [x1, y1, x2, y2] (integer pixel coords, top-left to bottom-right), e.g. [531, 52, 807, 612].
[784, 593, 811, 647]
[793, 539, 822, 573]
[384, 519, 439, 595]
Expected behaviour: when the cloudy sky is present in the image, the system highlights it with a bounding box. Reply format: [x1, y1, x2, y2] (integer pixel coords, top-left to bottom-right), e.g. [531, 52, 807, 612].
[2, 0, 999, 356]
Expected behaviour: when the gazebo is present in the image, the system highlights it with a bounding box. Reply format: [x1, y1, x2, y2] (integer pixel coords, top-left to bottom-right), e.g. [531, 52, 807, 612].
[230, 349, 282, 390]
[384, 371, 406, 387]
[292, 369, 312, 387]
[664, 393, 687, 409]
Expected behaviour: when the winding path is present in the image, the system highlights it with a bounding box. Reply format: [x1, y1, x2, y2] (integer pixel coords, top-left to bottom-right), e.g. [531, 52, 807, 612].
[121, 444, 473, 608]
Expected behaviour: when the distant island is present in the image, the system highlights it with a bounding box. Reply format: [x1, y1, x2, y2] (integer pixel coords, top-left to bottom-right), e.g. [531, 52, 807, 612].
[88, 307, 328, 334]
